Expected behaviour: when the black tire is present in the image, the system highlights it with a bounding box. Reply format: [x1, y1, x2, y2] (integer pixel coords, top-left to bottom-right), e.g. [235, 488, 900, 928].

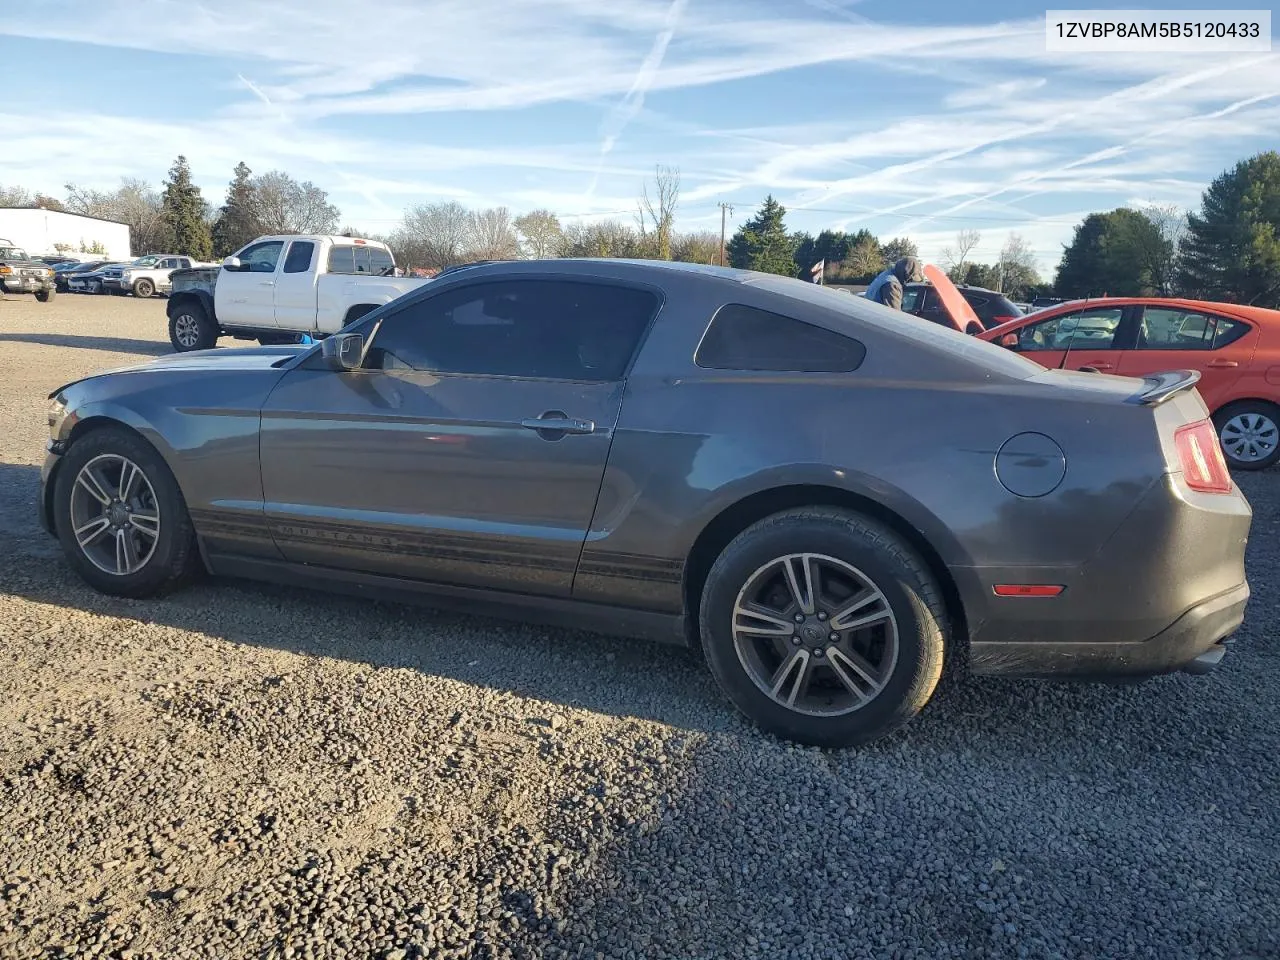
[134, 278, 155, 298]
[52, 427, 200, 599]
[699, 508, 947, 748]
[1213, 401, 1280, 471]
[169, 301, 218, 352]
[35, 289, 55, 302]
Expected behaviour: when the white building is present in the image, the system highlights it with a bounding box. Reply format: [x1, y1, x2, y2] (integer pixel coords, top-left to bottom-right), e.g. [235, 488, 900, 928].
[0, 207, 132, 260]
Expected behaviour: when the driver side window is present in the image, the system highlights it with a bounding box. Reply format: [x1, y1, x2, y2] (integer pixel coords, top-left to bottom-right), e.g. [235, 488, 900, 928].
[363, 279, 659, 381]
[237, 241, 284, 274]
[1019, 307, 1123, 351]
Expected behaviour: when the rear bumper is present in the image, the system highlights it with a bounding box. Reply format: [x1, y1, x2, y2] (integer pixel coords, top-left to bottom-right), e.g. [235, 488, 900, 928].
[957, 470, 1251, 679]
[970, 582, 1248, 678]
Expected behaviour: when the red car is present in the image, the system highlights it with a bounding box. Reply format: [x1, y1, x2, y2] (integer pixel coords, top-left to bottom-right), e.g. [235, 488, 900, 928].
[979, 298, 1280, 470]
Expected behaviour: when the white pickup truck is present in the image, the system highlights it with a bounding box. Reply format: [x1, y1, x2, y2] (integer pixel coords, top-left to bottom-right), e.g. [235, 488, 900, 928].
[164, 234, 431, 352]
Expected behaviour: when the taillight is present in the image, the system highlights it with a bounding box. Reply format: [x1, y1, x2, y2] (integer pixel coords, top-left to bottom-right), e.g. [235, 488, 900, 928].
[1173, 419, 1233, 493]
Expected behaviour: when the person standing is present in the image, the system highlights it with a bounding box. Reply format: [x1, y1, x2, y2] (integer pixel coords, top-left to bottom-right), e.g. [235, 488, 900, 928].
[864, 257, 924, 310]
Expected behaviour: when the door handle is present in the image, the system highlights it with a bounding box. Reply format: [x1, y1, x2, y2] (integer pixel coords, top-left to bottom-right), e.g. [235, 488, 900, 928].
[520, 414, 595, 436]
[1208, 359, 1239, 368]
[259, 280, 275, 286]
[1086, 362, 1113, 370]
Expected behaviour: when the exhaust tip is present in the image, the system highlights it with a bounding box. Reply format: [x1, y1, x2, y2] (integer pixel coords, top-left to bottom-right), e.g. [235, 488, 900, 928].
[1183, 642, 1227, 676]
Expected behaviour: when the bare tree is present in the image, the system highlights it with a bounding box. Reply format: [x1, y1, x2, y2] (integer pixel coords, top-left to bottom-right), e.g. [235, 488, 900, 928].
[942, 228, 982, 273]
[513, 209, 563, 259]
[558, 220, 639, 258]
[0, 184, 34, 206]
[392, 201, 475, 270]
[997, 233, 1041, 298]
[672, 231, 721, 265]
[1138, 203, 1186, 295]
[250, 171, 340, 235]
[639, 165, 680, 260]
[468, 207, 519, 260]
[844, 236, 884, 279]
[66, 178, 170, 252]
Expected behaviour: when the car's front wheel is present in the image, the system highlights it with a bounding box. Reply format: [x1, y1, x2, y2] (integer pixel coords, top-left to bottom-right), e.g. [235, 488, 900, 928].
[699, 508, 947, 747]
[134, 278, 155, 298]
[53, 427, 199, 598]
[35, 289, 55, 303]
[1215, 401, 1280, 471]
[169, 302, 218, 352]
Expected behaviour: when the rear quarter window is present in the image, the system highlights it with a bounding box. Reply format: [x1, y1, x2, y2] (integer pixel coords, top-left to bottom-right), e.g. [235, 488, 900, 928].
[695, 303, 866, 372]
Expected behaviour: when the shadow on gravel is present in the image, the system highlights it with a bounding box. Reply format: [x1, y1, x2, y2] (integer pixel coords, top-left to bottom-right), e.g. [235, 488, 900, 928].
[0, 332, 167, 356]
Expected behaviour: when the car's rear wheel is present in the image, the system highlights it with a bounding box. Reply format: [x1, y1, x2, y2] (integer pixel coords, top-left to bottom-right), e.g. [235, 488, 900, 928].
[52, 427, 199, 598]
[699, 508, 947, 747]
[1214, 401, 1280, 471]
[169, 302, 218, 352]
[134, 278, 155, 298]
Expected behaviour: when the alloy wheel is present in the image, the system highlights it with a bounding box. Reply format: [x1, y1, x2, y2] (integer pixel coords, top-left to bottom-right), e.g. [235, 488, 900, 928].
[173, 314, 201, 349]
[731, 552, 899, 717]
[68, 454, 161, 576]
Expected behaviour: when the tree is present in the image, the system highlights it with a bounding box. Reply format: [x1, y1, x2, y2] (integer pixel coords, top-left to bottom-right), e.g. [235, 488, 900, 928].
[637, 165, 680, 260]
[513, 209, 563, 259]
[159, 156, 212, 259]
[392, 201, 475, 270]
[881, 236, 919, 265]
[468, 207, 519, 260]
[250, 171, 340, 235]
[0, 184, 33, 206]
[942, 229, 982, 275]
[211, 162, 262, 257]
[1055, 208, 1166, 297]
[996, 233, 1041, 298]
[673, 231, 721, 264]
[842, 235, 884, 281]
[67, 177, 170, 253]
[959, 262, 1002, 289]
[1140, 203, 1186, 295]
[794, 229, 858, 278]
[1179, 152, 1280, 305]
[558, 220, 639, 258]
[726, 195, 796, 276]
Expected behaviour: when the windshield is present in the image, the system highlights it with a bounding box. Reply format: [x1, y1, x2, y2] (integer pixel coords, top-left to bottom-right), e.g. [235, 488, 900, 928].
[0, 246, 31, 260]
[131, 256, 160, 267]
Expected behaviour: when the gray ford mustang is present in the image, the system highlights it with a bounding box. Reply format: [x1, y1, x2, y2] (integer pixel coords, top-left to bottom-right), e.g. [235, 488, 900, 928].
[40, 259, 1251, 746]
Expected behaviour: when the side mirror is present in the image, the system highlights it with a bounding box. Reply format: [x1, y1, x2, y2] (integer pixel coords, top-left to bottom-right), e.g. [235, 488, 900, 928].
[222, 256, 242, 271]
[320, 332, 363, 371]
[1000, 333, 1019, 349]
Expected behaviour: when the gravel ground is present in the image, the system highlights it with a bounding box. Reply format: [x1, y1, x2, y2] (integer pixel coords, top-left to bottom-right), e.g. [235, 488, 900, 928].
[1, 292, 1278, 960]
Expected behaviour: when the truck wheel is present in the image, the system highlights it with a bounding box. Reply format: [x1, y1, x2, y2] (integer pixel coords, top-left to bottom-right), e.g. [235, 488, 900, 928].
[36, 289, 55, 303]
[169, 303, 218, 352]
[133, 278, 155, 298]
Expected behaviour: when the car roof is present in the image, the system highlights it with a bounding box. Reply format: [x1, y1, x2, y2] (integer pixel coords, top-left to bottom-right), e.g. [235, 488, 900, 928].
[984, 296, 1280, 334]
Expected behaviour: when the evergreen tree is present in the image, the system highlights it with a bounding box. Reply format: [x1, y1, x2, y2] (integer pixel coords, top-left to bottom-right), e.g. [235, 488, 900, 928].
[726, 195, 796, 276]
[1054, 208, 1165, 298]
[211, 161, 260, 257]
[160, 155, 213, 260]
[1178, 151, 1280, 305]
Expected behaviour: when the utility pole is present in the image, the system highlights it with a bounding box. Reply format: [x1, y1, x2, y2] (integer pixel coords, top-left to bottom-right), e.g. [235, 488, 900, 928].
[718, 202, 734, 266]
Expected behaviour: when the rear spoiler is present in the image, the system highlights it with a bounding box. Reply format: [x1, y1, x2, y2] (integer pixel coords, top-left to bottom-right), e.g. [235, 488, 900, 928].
[1128, 369, 1201, 406]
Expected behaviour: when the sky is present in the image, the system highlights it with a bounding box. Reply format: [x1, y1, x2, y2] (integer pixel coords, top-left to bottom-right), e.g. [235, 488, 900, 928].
[0, 0, 1277, 275]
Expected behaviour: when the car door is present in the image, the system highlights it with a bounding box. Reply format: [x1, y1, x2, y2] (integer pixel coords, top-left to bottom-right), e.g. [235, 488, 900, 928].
[1115, 306, 1258, 411]
[214, 239, 284, 328]
[258, 277, 662, 596]
[273, 239, 318, 331]
[1006, 305, 1133, 372]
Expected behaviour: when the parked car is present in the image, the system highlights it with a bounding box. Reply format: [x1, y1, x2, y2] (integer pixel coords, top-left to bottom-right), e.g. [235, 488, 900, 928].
[902, 282, 1022, 330]
[0, 240, 56, 301]
[165, 235, 431, 351]
[68, 262, 132, 294]
[53, 260, 106, 292]
[39, 260, 1251, 747]
[102, 254, 212, 298]
[980, 297, 1280, 470]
